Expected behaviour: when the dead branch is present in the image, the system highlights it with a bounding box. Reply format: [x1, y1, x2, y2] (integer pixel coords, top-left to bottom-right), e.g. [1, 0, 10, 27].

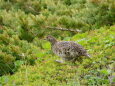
[26, 6, 39, 14]
[46, 26, 82, 33]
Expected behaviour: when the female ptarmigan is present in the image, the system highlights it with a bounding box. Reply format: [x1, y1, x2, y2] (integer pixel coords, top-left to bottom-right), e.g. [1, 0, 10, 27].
[45, 35, 90, 63]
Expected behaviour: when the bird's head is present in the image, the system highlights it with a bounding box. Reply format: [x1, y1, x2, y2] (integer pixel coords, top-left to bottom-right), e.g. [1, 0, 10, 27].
[45, 35, 57, 45]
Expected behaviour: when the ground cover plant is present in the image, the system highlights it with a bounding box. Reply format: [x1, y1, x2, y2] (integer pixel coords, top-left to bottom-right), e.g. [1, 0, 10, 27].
[0, 26, 115, 86]
[0, 0, 115, 86]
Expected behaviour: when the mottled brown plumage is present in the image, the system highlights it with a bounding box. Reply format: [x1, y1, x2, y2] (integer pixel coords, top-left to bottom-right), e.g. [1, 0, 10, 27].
[46, 35, 90, 63]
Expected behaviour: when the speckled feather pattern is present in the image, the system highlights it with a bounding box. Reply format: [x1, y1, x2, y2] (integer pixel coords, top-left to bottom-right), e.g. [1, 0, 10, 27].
[46, 35, 90, 62]
[52, 41, 87, 61]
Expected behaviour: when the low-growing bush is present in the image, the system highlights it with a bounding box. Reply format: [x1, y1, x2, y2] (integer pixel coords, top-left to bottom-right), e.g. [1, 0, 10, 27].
[0, 27, 39, 75]
[0, 0, 115, 39]
[0, 26, 114, 85]
[0, 0, 115, 85]
[0, 51, 15, 76]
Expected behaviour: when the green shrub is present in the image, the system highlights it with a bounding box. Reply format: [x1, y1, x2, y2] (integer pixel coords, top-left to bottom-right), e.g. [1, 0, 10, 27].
[0, 51, 15, 76]
[0, 0, 115, 85]
[0, 0, 115, 39]
[0, 26, 114, 85]
[0, 27, 39, 75]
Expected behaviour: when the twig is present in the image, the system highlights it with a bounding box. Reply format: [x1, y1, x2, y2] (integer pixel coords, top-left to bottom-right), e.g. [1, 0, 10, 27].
[46, 26, 82, 33]
[26, 6, 39, 14]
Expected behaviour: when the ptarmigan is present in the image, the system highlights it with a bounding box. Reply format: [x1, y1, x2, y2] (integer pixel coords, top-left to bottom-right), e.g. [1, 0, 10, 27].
[45, 35, 90, 63]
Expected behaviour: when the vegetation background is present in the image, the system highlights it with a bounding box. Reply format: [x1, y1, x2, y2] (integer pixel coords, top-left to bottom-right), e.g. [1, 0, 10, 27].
[0, 0, 115, 86]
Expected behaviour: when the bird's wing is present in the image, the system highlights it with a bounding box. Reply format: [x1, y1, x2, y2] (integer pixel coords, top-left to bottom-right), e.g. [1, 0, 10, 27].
[70, 42, 87, 56]
[56, 41, 81, 57]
